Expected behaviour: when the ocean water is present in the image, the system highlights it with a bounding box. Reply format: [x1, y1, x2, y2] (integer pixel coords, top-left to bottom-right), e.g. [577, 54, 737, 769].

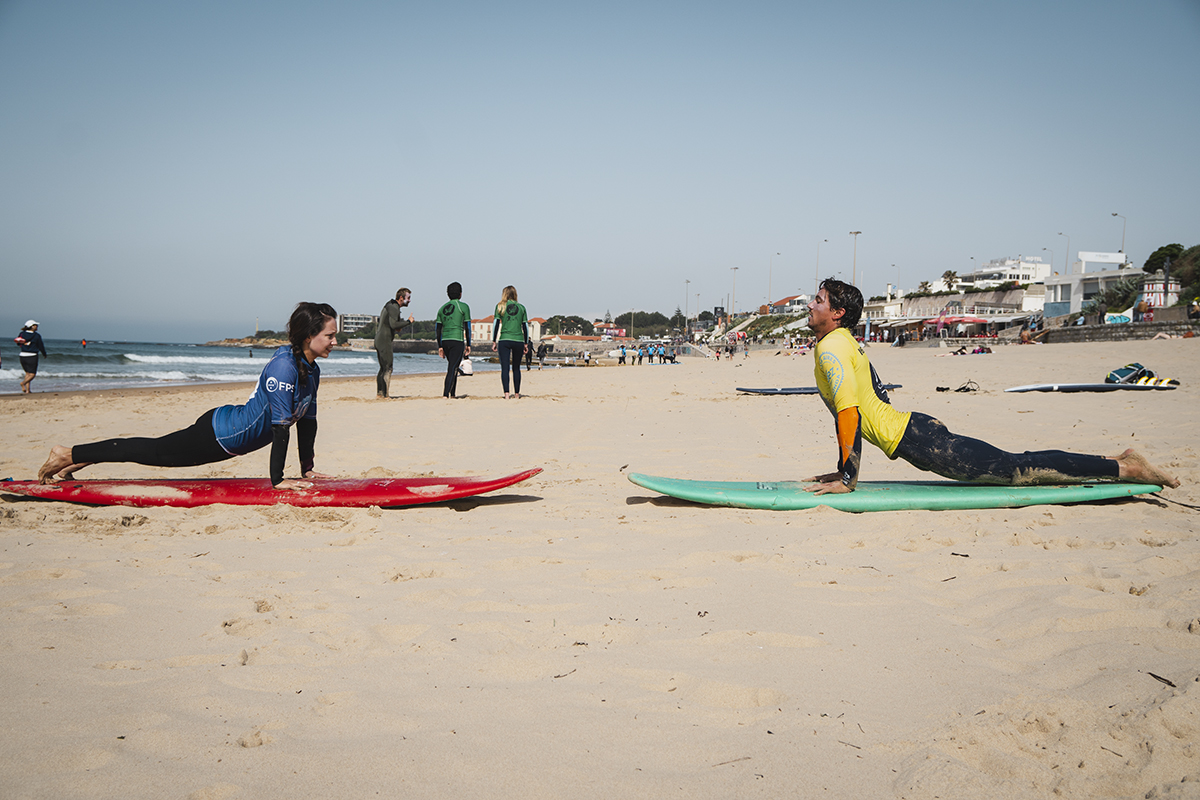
[0, 339, 494, 395]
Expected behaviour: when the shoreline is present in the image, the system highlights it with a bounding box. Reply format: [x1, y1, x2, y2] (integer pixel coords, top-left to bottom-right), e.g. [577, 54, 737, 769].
[0, 372, 445, 402]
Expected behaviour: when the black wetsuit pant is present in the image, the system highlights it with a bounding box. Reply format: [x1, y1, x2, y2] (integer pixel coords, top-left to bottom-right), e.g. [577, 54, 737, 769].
[441, 340, 465, 398]
[497, 340, 524, 394]
[892, 412, 1119, 484]
[376, 346, 393, 397]
[524, 346, 532, 371]
[72, 409, 235, 468]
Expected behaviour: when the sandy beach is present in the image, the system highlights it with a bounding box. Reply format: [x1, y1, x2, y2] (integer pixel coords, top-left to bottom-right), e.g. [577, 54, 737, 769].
[1, 339, 1197, 799]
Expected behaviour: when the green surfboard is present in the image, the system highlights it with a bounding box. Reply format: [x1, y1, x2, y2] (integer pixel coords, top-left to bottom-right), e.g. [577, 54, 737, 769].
[626, 473, 1161, 512]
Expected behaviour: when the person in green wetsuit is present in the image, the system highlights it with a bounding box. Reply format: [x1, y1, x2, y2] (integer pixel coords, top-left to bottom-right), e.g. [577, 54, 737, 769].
[435, 282, 471, 399]
[490, 285, 530, 399]
[804, 278, 1179, 496]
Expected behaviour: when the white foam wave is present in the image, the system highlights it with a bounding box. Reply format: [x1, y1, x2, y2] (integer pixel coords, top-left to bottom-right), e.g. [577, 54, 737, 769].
[124, 354, 264, 365]
[124, 353, 377, 365]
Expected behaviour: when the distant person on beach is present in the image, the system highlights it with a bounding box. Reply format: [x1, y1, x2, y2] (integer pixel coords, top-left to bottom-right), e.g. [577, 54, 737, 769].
[618, 345, 626, 365]
[537, 342, 548, 369]
[375, 287, 415, 398]
[15, 320, 48, 393]
[1189, 298, 1200, 321]
[491, 285, 530, 399]
[436, 282, 471, 399]
[802, 278, 1179, 496]
[38, 303, 339, 489]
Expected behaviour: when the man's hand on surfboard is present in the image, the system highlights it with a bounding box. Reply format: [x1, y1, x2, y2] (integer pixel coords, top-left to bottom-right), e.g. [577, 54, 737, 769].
[805, 480, 852, 496]
[805, 473, 853, 495]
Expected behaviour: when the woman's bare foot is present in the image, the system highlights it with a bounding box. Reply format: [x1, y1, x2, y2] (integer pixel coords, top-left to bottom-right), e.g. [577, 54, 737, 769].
[1115, 449, 1180, 489]
[38, 446, 90, 484]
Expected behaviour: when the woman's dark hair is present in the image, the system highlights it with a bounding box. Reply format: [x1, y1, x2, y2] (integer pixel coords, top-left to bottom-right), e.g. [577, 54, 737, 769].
[819, 278, 863, 330]
[447, 282, 462, 300]
[288, 302, 337, 377]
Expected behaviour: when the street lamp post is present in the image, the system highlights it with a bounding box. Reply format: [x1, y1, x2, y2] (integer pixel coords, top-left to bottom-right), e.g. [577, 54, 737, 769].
[1058, 232, 1071, 273]
[815, 239, 828, 294]
[1043, 247, 1054, 274]
[849, 231, 862, 285]
[1112, 212, 1127, 254]
[768, 252, 779, 312]
[684, 279, 690, 339]
[730, 267, 739, 326]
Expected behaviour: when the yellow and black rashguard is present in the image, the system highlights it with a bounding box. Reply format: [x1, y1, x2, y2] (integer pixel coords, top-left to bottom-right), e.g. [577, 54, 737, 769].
[814, 327, 1119, 485]
[813, 327, 911, 488]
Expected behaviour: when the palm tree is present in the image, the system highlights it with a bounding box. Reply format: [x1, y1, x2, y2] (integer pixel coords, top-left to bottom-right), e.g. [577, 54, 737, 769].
[918, 280, 932, 293]
[941, 270, 958, 291]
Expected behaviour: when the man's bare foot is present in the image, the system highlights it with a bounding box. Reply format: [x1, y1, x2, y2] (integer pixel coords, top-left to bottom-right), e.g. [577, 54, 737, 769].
[38, 446, 88, 484]
[1115, 449, 1180, 489]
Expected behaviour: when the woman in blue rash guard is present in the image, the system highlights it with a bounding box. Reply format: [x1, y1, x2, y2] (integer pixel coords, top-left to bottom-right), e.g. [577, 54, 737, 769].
[38, 303, 338, 490]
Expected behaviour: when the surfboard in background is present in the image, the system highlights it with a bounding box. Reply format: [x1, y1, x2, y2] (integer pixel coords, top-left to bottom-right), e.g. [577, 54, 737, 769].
[736, 384, 901, 395]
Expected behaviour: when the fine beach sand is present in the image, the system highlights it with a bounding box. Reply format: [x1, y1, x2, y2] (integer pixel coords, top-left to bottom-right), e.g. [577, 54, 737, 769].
[1, 338, 1197, 799]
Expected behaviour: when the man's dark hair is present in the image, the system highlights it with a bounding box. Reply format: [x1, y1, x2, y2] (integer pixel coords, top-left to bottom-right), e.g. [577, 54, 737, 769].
[395, 288, 411, 301]
[446, 282, 462, 300]
[820, 278, 863, 330]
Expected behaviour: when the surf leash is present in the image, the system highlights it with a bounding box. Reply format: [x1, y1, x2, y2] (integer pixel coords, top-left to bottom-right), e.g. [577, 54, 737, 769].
[1151, 493, 1200, 512]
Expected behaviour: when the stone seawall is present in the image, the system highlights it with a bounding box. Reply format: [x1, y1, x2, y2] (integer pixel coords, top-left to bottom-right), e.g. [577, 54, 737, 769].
[1041, 320, 1198, 344]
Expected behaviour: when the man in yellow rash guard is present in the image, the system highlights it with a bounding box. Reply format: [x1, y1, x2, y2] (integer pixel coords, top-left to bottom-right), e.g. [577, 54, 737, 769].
[804, 278, 1179, 496]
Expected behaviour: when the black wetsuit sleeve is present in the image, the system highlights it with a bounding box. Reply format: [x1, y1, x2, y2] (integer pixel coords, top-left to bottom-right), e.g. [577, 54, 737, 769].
[297, 418, 316, 475]
[464, 316, 471, 347]
[522, 321, 529, 345]
[270, 425, 290, 486]
[435, 322, 443, 343]
[493, 318, 501, 343]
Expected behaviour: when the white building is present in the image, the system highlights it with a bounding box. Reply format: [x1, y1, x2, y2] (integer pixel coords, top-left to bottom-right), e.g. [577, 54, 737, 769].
[1043, 251, 1138, 317]
[338, 313, 377, 334]
[955, 256, 1053, 290]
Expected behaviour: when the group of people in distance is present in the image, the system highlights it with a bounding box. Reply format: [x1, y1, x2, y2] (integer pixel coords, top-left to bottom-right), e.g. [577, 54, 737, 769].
[36, 277, 1179, 494]
[373, 282, 532, 401]
[616, 344, 675, 365]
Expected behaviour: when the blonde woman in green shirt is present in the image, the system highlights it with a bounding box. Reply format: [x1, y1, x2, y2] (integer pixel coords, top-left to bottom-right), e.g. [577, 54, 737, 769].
[491, 285, 530, 398]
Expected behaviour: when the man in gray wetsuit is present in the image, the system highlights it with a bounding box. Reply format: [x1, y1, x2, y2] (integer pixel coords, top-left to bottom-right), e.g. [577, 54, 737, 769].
[375, 288, 414, 398]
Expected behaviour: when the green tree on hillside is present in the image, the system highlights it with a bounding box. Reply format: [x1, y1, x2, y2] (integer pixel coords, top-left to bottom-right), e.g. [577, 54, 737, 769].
[544, 315, 594, 336]
[1144, 243, 1184, 275]
[614, 310, 670, 337]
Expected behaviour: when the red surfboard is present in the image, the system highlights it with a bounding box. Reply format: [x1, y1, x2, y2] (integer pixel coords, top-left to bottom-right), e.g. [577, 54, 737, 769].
[0, 468, 542, 509]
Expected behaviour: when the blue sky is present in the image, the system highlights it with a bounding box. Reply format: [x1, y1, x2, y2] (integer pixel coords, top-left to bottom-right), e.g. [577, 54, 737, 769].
[2, 0, 1197, 341]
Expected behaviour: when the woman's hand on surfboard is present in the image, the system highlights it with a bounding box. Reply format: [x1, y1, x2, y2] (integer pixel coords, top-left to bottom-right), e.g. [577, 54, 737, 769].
[303, 470, 333, 479]
[274, 479, 314, 491]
